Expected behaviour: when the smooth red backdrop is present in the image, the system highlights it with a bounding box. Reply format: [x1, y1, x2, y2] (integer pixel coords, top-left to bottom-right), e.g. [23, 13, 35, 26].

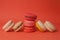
[0, 0, 60, 40]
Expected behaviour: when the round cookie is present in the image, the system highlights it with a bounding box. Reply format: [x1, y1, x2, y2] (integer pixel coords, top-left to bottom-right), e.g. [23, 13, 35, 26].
[24, 20, 35, 26]
[24, 29, 35, 32]
[44, 21, 56, 32]
[13, 21, 23, 32]
[36, 20, 46, 32]
[2, 20, 14, 32]
[24, 26, 34, 30]
[24, 13, 37, 21]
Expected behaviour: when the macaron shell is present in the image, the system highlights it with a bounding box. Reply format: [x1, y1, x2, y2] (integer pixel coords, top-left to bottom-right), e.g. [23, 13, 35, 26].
[24, 22, 35, 26]
[24, 13, 37, 19]
[24, 29, 35, 32]
[44, 21, 56, 32]
[36, 20, 46, 32]
[4, 22, 14, 32]
[24, 20, 35, 24]
[25, 18, 36, 21]
[24, 27, 34, 30]
[3, 20, 13, 30]
[25, 15, 37, 19]
[24, 20, 35, 26]
[24, 26, 35, 28]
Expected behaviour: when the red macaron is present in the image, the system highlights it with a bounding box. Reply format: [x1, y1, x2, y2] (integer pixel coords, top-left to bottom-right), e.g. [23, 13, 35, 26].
[24, 26, 35, 32]
[24, 29, 35, 32]
[24, 13, 37, 21]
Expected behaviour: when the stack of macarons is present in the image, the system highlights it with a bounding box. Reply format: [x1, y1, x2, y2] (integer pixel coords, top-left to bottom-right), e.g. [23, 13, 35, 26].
[36, 20, 56, 32]
[2, 20, 23, 32]
[23, 13, 37, 32]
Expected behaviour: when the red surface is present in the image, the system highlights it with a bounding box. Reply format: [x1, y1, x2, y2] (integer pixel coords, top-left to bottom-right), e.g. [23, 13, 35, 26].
[0, 0, 60, 40]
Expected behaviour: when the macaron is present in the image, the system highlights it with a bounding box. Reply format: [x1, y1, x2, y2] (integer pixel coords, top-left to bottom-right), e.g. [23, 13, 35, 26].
[25, 18, 36, 21]
[2, 20, 14, 32]
[13, 21, 23, 32]
[24, 26, 35, 32]
[24, 26, 35, 30]
[36, 20, 46, 32]
[44, 21, 56, 32]
[24, 13, 37, 21]
[24, 26, 35, 28]
[24, 20, 35, 26]
[24, 28, 35, 32]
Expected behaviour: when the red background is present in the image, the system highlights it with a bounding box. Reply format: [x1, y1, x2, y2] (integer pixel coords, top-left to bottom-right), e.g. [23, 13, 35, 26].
[0, 0, 60, 40]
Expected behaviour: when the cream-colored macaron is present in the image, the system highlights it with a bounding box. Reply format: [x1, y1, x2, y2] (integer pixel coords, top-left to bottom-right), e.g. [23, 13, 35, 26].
[13, 21, 23, 32]
[2, 20, 14, 32]
[36, 20, 46, 32]
[44, 21, 56, 32]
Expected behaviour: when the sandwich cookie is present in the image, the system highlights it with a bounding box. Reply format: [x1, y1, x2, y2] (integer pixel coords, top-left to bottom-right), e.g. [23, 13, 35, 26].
[24, 20, 35, 26]
[24, 26, 35, 30]
[2, 20, 14, 32]
[13, 21, 23, 32]
[24, 29, 35, 32]
[36, 20, 46, 32]
[24, 13, 37, 21]
[44, 21, 56, 32]
[24, 26, 35, 32]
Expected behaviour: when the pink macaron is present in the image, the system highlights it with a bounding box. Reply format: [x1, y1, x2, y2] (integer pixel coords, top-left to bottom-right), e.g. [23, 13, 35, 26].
[24, 26, 35, 29]
[24, 20, 35, 26]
